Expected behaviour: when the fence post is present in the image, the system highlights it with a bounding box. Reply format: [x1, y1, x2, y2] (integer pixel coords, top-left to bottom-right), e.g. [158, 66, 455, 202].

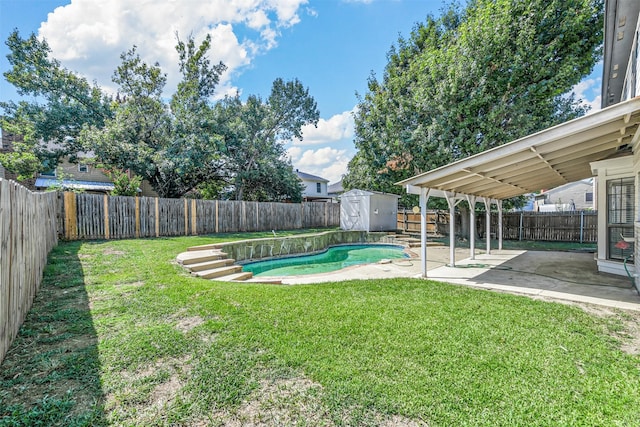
[184, 198, 188, 236]
[580, 210, 584, 244]
[63, 192, 77, 240]
[103, 194, 110, 240]
[325, 202, 329, 227]
[135, 197, 140, 238]
[215, 200, 219, 233]
[519, 211, 523, 241]
[191, 199, 197, 235]
[404, 209, 408, 233]
[155, 198, 160, 237]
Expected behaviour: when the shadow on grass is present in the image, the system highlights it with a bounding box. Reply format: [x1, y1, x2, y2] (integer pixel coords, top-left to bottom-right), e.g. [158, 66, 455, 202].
[0, 241, 106, 426]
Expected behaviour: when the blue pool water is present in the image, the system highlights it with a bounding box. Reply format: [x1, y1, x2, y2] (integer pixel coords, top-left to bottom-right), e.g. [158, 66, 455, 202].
[242, 244, 408, 277]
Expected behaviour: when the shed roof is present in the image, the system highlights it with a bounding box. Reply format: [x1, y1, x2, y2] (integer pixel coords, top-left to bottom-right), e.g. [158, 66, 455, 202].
[397, 97, 640, 200]
[341, 189, 400, 198]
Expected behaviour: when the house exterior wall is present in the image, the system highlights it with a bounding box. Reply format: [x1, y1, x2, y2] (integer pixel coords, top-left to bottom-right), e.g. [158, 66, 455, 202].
[591, 156, 635, 276]
[537, 180, 595, 211]
[301, 179, 328, 198]
[39, 158, 158, 197]
[51, 158, 113, 183]
[621, 13, 640, 102]
[634, 120, 640, 291]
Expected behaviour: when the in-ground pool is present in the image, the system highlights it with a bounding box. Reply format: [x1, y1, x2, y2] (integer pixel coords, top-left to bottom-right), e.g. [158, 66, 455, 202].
[242, 244, 408, 277]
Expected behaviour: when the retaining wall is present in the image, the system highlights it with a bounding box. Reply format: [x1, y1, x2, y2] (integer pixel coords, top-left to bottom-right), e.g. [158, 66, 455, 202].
[214, 230, 398, 263]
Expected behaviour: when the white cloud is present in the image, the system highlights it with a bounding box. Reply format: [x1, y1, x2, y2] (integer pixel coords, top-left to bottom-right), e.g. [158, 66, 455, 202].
[572, 77, 602, 114]
[37, 0, 309, 96]
[287, 109, 357, 183]
[295, 110, 355, 145]
[288, 146, 351, 184]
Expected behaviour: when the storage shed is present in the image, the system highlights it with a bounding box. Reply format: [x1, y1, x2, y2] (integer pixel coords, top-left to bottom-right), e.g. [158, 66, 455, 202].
[340, 189, 400, 231]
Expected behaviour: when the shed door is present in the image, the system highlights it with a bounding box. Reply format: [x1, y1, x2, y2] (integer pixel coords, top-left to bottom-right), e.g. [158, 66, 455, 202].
[344, 198, 362, 230]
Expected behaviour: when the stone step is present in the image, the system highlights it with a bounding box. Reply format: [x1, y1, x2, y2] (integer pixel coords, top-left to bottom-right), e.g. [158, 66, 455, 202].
[211, 271, 254, 282]
[187, 258, 234, 272]
[394, 237, 421, 243]
[193, 265, 243, 279]
[409, 241, 445, 248]
[187, 243, 224, 251]
[177, 250, 226, 265]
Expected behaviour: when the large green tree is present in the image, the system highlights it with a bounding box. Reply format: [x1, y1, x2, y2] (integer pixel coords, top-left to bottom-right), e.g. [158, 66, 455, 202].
[208, 78, 319, 201]
[0, 30, 113, 178]
[344, 0, 603, 206]
[81, 35, 227, 198]
[2, 30, 317, 201]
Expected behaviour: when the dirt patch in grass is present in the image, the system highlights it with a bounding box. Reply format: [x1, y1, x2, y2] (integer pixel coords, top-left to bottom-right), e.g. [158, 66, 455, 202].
[175, 316, 205, 333]
[103, 248, 125, 256]
[543, 299, 640, 356]
[200, 376, 428, 427]
[378, 415, 429, 427]
[616, 313, 640, 355]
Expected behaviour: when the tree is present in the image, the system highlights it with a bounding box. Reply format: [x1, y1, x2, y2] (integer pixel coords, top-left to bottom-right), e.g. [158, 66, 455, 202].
[208, 78, 319, 201]
[81, 35, 227, 198]
[0, 30, 113, 179]
[2, 31, 317, 200]
[344, 0, 603, 208]
[103, 168, 143, 196]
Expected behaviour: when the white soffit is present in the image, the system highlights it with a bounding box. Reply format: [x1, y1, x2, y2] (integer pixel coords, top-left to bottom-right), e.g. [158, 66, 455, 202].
[397, 97, 640, 200]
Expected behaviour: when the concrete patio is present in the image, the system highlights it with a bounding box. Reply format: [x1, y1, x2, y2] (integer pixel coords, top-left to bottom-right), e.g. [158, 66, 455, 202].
[279, 247, 640, 311]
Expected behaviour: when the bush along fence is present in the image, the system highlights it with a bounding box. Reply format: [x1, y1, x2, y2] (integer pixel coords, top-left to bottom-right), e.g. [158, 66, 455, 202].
[57, 192, 341, 240]
[0, 178, 58, 364]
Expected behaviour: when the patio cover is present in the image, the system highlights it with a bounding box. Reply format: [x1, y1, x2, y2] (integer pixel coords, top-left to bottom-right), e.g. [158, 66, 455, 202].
[396, 96, 640, 276]
[397, 97, 640, 200]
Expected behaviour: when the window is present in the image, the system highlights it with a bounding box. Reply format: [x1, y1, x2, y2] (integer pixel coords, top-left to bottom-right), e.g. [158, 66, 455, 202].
[41, 159, 56, 177]
[316, 182, 321, 193]
[585, 192, 593, 202]
[78, 163, 89, 173]
[607, 178, 634, 262]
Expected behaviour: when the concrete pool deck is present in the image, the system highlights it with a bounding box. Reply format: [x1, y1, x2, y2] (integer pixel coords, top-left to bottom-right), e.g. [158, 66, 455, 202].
[260, 247, 640, 311]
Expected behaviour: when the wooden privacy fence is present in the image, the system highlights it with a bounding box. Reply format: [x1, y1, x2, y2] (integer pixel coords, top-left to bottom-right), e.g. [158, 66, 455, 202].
[397, 209, 450, 235]
[58, 192, 341, 240]
[0, 179, 58, 364]
[399, 209, 598, 243]
[482, 211, 598, 243]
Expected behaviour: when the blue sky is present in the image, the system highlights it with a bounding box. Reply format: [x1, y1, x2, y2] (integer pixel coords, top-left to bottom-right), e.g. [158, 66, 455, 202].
[0, 0, 602, 184]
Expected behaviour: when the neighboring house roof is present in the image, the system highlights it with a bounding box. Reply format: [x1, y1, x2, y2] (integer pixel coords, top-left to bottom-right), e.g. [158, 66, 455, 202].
[35, 177, 115, 192]
[328, 180, 344, 194]
[295, 169, 329, 182]
[541, 178, 593, 196]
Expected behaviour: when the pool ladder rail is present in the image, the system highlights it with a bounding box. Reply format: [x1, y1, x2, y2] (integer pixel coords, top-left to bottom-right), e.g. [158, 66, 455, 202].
[176, 245, 254, 282]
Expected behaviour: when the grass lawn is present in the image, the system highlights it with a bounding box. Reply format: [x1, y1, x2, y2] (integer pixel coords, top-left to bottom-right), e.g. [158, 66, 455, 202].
[1, 231, 639, 426]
